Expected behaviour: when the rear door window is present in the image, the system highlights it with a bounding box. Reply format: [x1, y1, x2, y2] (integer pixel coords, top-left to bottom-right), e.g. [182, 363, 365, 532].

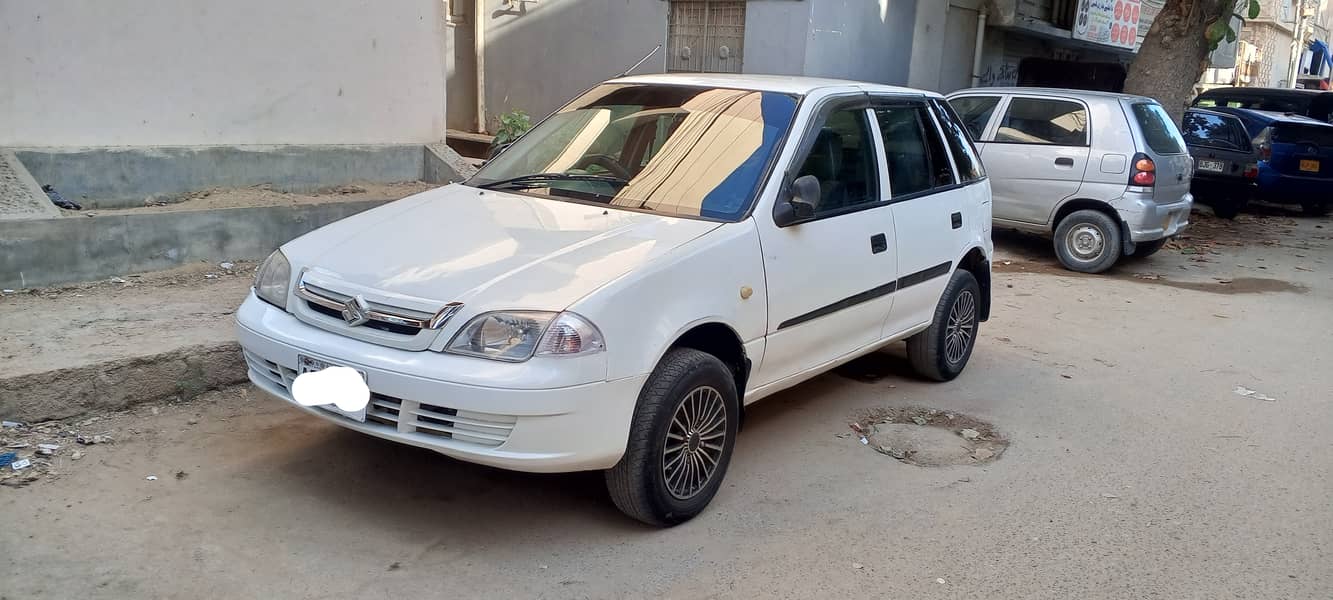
[995, 98, 1088, 146]
[873, 103, 955, 197]
[1182, 112, 1249, 151]
[946, 96, 1001, 140]
[1131, 103, 1187, 155]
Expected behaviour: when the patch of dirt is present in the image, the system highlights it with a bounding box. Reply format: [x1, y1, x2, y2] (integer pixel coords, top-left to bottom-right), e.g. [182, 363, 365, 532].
[70, 181, 439, 215]
[1166, 208, 1304, 255]
[845, 406, 1008, 467]
[1130, 276, 1307, 295]
[0, 261, 256, 377]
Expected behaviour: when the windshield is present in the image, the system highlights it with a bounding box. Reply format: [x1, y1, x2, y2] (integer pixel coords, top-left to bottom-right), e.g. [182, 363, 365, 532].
[469, 84, 799, 221]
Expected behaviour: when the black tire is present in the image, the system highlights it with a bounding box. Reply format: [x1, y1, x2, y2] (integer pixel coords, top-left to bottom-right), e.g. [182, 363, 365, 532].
[605, 348, 739, 526]
[1130, 238, 1167, 259]
[1053, 209, 1123, 274]
[1302, 201, 1331, 217]
[907, 270, 981, 382]
[1211, 198, 1244, 219]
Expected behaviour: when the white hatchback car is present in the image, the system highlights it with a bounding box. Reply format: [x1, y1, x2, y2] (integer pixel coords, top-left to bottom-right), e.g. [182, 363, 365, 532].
[237, 74, 993, 525]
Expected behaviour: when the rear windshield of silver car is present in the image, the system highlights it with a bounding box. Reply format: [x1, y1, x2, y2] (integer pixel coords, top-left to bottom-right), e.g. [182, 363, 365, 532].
[469, 84, 800, 221]
[1130, 103, 1187, 155]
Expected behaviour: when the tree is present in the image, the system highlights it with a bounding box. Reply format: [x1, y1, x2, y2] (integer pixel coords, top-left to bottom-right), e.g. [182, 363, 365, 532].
[1125, 0, 1262, 122]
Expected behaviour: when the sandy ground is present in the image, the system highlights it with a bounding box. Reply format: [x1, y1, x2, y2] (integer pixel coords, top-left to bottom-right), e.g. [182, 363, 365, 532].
[0, 263, 255, 377]
[70, 181, 439, 215]
[1, 208, 1330, 599]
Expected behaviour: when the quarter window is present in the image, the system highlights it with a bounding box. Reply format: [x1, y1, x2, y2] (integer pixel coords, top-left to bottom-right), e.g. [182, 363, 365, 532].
[873, 104, 956, 197]
[793, 108, 878, 215]
[948, 96, 1001, 140]
[996, 98, 1088, 146]
[931, 99, 986, 182]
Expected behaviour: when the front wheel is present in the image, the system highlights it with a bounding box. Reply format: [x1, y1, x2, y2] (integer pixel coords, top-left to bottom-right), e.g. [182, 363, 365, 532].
[1053, 209, 1123, 273]
[907, 269, 981, 382]
[606, 348, 739, 526]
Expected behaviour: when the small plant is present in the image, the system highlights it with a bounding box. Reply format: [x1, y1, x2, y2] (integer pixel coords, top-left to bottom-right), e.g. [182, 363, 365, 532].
[492, 110, 532, 150]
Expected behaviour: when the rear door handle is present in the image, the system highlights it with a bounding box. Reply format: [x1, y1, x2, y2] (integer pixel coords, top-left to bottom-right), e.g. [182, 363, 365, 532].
[951, 212, 962, 229]
[870, 233, 887, 254]
[1055, 157, 1075, 167]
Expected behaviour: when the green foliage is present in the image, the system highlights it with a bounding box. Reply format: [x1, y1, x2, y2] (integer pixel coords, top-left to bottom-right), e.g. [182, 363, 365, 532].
[492, 110, 532, 148]
[1205, 0, 1261, 50]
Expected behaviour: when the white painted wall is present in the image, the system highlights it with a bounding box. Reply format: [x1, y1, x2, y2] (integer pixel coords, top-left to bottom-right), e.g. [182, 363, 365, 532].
[0, 0, 447, 147]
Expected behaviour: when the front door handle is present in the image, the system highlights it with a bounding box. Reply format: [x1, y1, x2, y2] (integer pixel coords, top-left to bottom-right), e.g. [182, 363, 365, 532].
[870, 233, 887, 254]
[1055, 157, 1075, 167]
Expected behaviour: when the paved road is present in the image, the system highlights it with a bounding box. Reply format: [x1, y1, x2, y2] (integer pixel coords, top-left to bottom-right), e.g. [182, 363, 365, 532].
[3, 210, 1330, 599]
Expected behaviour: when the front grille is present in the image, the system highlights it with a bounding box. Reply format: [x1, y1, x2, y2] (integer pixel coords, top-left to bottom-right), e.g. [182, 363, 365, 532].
[306, 301, 420, 336]
[244, 352, 516, 448]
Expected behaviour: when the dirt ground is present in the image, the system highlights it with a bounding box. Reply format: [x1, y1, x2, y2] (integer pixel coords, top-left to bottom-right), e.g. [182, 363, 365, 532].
[0, 262, 255, 377]
[2, 207, 1330, 599]
[70, 181, 439, 215]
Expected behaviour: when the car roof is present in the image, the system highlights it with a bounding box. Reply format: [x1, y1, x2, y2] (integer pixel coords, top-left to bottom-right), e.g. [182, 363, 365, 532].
[1210, 106, 1333, 126]
[947, 86, 1154, 103]
[608, 73, 940, 98]
[1196, 86, 1327, 98]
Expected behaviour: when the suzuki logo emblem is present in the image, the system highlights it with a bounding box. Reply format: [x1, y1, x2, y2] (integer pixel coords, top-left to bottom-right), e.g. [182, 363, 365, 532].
[341, 294, 371, 326]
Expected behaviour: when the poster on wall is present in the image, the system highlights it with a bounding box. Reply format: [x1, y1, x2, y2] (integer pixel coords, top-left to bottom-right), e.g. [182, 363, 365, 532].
[1073, 0, 1142, 50]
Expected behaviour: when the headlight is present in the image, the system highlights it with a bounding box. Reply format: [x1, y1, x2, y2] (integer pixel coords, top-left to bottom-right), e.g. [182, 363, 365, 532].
[445, 311, 605, 362]
[253, 250, 291, 310]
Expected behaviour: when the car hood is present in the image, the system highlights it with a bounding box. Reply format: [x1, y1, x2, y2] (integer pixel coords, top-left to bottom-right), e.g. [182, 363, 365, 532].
[283, 184, 720, 312]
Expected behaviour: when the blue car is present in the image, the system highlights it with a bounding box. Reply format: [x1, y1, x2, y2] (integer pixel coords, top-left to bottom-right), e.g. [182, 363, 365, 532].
[1210, 107, 1333, 215]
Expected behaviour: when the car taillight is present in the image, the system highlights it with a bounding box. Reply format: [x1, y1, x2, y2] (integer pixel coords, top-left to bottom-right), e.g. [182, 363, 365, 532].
[1243, 163, 1259, 178]
[1130, 153, 1156, 187]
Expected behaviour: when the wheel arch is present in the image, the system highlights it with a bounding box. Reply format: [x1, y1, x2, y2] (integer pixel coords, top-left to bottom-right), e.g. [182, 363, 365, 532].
[1050, 197, 1135, 255]
[663, 321, 750, 426]
[956, 246, 991, 322]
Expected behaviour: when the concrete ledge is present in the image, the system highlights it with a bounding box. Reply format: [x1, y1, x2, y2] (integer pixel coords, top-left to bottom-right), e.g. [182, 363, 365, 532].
[0, 342, 247, 422]
[0, 200, 388, 289]
[1, 150, 61, 219]
[13, 145, 429, 209]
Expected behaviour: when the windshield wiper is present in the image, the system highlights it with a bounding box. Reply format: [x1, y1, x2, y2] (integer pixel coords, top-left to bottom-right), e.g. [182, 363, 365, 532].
[476, 172, 628, 190]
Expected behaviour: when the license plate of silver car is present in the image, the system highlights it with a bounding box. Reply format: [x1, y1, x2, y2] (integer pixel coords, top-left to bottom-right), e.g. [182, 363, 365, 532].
[296, 355, 369, 422]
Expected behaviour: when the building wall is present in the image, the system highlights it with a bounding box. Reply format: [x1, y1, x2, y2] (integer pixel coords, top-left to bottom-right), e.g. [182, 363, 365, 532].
[743, 0, 813, 76]
[802, 0, 918, 85]
[466, 0, 668, 132]
[0, 0, 448, 147]
[908, 0, 982, 92]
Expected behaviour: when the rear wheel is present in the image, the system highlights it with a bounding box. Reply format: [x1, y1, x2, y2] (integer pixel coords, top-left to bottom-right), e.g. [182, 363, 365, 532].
[1053, 209, 1122, 274]
[1211, 197, 1245, 219]
[606, 348, 739, 526]
[907, 269, 980, 382]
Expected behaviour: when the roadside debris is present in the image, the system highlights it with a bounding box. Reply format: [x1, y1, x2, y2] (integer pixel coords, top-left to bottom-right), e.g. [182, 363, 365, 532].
[959, 428, 980, 440]
[1101, 493, 1119, 499]
[850, 407, 1007, 467]
[2, 421, 22, 429]
[1233, 386, 1277, 402]
[0, 452, 16, 467]
[145, 475, 158, 481]
[10, 458, 32, 471]
[220, 261, 235, 271]
[43, 184, 82, 210]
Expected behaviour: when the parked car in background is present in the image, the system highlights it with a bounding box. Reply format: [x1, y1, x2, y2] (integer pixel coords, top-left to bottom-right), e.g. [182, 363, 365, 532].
[1181, 108, 1259, 219]
[947, 88, 1193, 273]
[237, 74, 993, 526]
[1209, 107, 1333, 216]
[1192, 87, 1333, 123]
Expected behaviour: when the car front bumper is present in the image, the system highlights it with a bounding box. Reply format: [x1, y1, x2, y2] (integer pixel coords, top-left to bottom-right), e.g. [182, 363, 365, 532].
[1119, 191, 1193, 242]
[235, 294, 645, 473]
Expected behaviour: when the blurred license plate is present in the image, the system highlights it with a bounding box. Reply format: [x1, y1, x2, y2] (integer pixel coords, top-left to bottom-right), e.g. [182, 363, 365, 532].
[1197, 159, 1225, 173]
[1301, 159, 1320, 172]
[297, 355, 368, 422]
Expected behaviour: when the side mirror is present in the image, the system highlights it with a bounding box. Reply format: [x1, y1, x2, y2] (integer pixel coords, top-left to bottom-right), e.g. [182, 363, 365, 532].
[774, 174, 820, 227]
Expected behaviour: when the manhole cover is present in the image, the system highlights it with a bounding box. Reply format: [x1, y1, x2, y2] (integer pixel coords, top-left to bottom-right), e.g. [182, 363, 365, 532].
[848, 407, 1007, 467]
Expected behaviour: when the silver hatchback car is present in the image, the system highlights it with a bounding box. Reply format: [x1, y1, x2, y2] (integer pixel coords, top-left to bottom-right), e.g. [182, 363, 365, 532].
[947, 88, 1193, 273]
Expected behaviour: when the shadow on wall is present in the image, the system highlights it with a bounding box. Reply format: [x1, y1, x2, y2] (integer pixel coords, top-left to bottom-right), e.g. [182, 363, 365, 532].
[455, 0, 669, 132]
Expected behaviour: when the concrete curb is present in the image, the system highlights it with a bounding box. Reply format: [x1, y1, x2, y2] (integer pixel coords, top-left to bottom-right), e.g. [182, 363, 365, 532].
[0, 342, 247, 423]
[0, 199, 389, 289]
[1, 150, 62, 219]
